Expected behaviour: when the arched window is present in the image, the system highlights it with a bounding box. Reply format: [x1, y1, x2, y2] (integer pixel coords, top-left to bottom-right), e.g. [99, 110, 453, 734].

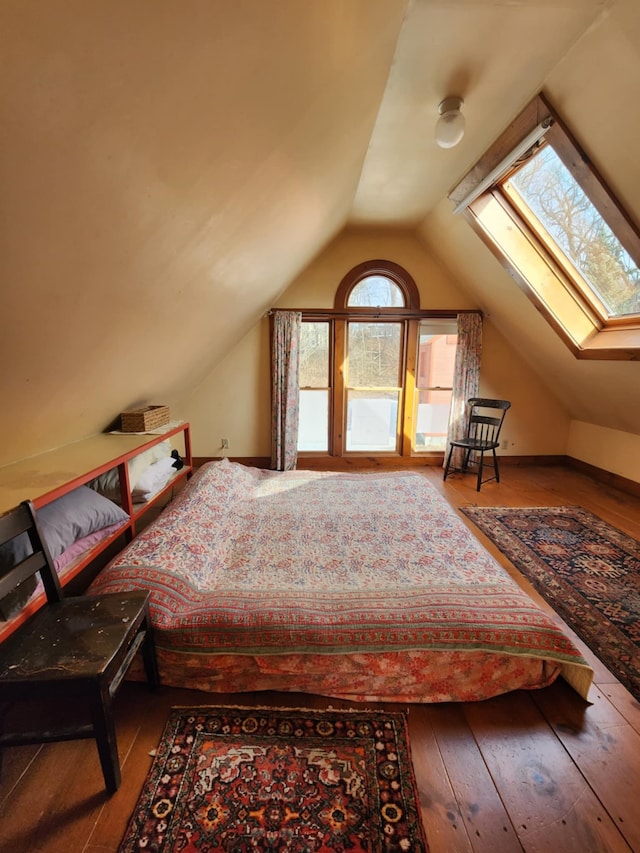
[335, 260, 420, 310]
[296, 260, 462, 460]
[347, 276, 406, 308]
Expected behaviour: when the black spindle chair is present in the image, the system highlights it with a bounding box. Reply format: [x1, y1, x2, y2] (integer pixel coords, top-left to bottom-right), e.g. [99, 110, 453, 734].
[443, 398, 511, 491]
[0, 500, 158, 793]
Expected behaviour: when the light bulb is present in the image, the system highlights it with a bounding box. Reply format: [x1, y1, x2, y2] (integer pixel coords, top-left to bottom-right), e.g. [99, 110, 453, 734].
[435, 97, 465, 149]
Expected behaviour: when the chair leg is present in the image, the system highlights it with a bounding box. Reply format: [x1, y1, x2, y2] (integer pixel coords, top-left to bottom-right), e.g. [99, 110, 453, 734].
[462, 448, 472, 472]
[0, 702, 6, 782]
[443, 445, 454, 481]
[476, 451, 484, 491]
[493, 448, 500, 483]
[90, 685, 121, 794]
[141, 624, 160, 689]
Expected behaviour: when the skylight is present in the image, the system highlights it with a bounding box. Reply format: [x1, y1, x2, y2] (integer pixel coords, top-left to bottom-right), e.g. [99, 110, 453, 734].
[449, 93, 640, 359]
[502, 145, 640, 320]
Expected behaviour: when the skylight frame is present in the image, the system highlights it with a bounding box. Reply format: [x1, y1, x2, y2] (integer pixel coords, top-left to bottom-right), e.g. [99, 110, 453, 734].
[497, 135, 640, 327]
[450, 94, 640, 359]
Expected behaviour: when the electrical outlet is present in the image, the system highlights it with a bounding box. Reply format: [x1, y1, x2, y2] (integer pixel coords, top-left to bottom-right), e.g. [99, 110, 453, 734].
[501, 438, 509, 450]
[221, 438, 229, 449]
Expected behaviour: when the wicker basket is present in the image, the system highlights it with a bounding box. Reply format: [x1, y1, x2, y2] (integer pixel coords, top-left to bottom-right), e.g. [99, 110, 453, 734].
[120, 405, 170, 432]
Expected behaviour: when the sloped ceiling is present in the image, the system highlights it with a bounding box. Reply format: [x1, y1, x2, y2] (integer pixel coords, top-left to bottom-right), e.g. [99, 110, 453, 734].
[351, 0, 610, 226]
[416, 0, 640, 436]
[0, 0, 408, 464]
[1, 0, 637, 466]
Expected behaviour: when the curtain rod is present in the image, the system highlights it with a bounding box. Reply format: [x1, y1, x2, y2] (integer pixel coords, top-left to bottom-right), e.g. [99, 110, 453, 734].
[267, 308, 482, 320]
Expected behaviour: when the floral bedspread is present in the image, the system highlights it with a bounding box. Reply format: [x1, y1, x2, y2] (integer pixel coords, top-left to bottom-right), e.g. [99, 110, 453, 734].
[89, 460, 592, 702]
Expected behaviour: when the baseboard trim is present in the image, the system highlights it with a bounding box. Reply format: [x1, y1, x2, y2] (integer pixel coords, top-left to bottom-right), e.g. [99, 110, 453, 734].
[193, 454, 639, 495]
[193, 453, 565, 472]
[566, 456, 640, 499]
[193, 456, 271, 469]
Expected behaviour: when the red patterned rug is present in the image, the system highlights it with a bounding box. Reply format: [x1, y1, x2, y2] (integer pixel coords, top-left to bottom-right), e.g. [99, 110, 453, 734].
[461, 505, 640, 701]
[118, 705, 428, 852]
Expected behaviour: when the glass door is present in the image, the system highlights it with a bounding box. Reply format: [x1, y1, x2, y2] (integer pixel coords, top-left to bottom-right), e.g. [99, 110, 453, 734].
[413, 320, 458, 451]
[298, 321, 330, 452]
[345, 321, 402, 452]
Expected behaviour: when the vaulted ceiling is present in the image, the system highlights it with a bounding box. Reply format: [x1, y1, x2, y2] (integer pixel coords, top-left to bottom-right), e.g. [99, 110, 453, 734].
[1, 0, 638, 465]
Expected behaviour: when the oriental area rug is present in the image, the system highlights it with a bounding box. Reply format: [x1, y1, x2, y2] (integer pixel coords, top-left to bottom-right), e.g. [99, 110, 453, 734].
[461, 505, 640, 702]
[118, 705, 428, 853]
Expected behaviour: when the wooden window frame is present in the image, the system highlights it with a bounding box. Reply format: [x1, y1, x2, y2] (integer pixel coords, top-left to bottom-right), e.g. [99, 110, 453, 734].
[294, 260, 474, 458]
[335, 259, 421, 310]
[451, 94, 640, 360]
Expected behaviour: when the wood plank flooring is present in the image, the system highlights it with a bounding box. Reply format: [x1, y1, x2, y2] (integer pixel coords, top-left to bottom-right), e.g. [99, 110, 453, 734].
[1, 463, 639, 852]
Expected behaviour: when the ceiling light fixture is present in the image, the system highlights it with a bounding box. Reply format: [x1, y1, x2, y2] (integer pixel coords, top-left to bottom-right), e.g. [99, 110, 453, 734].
[435, 96, 465, 149]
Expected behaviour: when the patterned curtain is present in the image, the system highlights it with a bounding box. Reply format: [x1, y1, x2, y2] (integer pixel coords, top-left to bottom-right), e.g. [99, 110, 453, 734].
[443, 313, 482, 469]
[271, 310, 302, 471]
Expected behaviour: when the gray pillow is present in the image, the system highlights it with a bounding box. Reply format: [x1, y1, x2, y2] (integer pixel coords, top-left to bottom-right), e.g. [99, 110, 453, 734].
[0, 486, 129, 619]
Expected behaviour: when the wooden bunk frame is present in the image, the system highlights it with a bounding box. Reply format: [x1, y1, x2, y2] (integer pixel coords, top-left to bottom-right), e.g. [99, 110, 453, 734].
[0, 422, 192, 640]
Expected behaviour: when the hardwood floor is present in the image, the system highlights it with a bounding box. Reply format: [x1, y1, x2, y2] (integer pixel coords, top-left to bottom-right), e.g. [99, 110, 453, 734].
[1, 463, 639, 852]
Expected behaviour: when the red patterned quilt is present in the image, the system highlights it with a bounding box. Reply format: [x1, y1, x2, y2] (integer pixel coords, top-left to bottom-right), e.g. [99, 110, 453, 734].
[89, 460, 593, 702]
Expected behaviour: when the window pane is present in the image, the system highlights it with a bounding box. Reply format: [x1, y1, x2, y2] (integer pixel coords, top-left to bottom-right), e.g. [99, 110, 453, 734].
[347, 276, 405, 307]
[298, 390, 329, 451]
[346, 390, 399, 451]
[298, 322, 329, 453]
[299, 322, 329, 387]
[346, 321, 402, 452]
[506, 146, 640, 318]
[414, 327, 457, 451]
[347, 322, 401, 388]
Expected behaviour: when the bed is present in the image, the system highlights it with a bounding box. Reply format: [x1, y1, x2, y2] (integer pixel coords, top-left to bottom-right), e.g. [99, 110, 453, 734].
[88, 459, 593, 703]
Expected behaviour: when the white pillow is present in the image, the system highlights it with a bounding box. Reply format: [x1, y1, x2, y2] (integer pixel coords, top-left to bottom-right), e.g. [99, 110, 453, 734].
[131, 456, 177, 501]
[129, 440, 173, 488]
[89, 440, 173, 500]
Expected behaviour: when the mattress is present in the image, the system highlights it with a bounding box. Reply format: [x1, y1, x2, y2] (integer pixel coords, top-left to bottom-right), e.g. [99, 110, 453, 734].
[88, 459, 593, 703]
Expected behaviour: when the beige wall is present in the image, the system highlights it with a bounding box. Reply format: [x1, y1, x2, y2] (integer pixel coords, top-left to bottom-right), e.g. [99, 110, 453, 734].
[3, 2, 637, 482]
[413, 0, 640, 484]
[568, 422, 640, 484]
[183, 227, 571, 458]
[0, 0, 408, 468]
[182, 320, 272, 459]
